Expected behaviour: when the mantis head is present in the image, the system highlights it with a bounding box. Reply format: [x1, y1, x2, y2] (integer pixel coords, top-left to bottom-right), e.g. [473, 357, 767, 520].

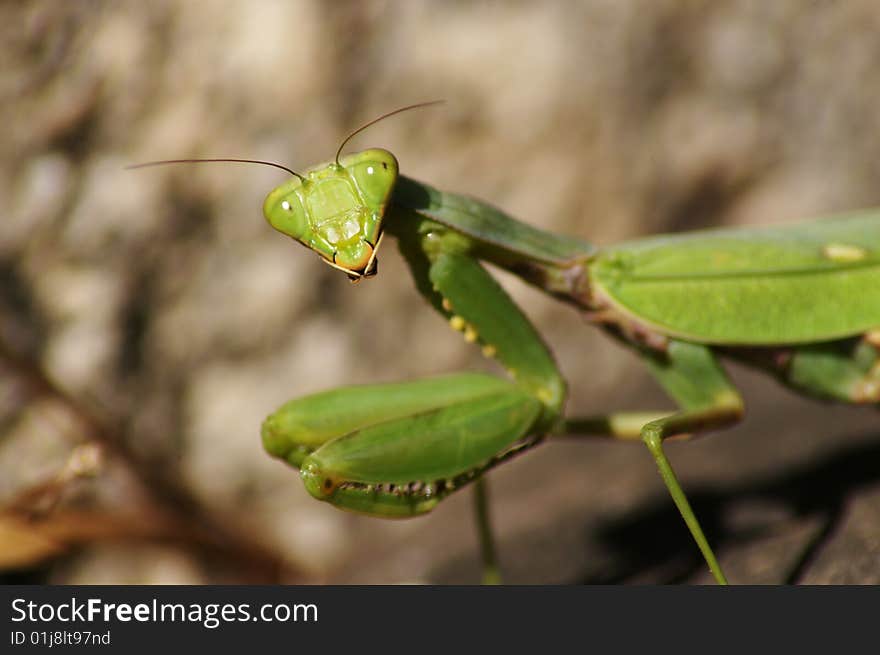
[128, 101, 441, 281]
[262, 148, 398, 279]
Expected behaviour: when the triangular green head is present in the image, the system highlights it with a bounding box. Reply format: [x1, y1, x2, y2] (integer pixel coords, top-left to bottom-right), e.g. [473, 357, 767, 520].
[263, 148, 399, 278]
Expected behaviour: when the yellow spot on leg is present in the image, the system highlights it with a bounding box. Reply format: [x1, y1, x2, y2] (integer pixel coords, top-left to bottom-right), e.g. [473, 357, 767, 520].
[855, 379, 880, 403]
[823, 243, 868, 262]
[442, 298, 453, 312]
[449, 316, 465, 331]
[463, 326, 478, 343]
[481, 344, 497, 358]
[865, 329, 880, 348]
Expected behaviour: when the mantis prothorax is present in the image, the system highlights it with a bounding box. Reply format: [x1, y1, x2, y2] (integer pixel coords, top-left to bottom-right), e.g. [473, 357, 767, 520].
[134, 104, 880, 585]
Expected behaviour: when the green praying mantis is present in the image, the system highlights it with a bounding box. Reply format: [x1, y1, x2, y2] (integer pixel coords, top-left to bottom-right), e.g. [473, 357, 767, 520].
[135, 103, 880, 585]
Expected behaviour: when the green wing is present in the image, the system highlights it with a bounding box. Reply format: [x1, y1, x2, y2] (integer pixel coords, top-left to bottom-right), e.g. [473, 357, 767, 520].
[591, 209, 880, 345]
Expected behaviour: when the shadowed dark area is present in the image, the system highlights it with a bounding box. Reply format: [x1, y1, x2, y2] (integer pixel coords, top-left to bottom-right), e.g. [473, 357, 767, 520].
[424, 430, 880, 585]
[587, 432, 880, 584]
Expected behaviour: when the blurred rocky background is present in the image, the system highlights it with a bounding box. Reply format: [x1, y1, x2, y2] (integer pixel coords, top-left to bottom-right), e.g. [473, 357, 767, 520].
[2, 0, 880, 584]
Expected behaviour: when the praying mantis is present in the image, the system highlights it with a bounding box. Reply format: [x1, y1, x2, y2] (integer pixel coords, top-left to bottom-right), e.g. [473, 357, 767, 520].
[135, 103, 880, 584]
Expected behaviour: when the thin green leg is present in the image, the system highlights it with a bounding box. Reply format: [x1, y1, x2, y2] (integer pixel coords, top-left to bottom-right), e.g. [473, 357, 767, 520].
[473, 476, 502, 585]
[556, 340, 744, 584]
[640, 410, 734, 585]
[559, 411, 735, 585]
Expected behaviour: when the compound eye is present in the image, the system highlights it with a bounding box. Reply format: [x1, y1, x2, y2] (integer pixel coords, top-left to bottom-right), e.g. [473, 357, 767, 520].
[263, 188, 307, 239]
[350, 159, 396, 207]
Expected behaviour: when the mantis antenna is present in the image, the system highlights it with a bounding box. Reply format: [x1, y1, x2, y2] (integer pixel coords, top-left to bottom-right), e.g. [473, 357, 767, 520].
[128, 101, 444, 178]
[334, 100, 445, 165]
[126, 158, 306, 182]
